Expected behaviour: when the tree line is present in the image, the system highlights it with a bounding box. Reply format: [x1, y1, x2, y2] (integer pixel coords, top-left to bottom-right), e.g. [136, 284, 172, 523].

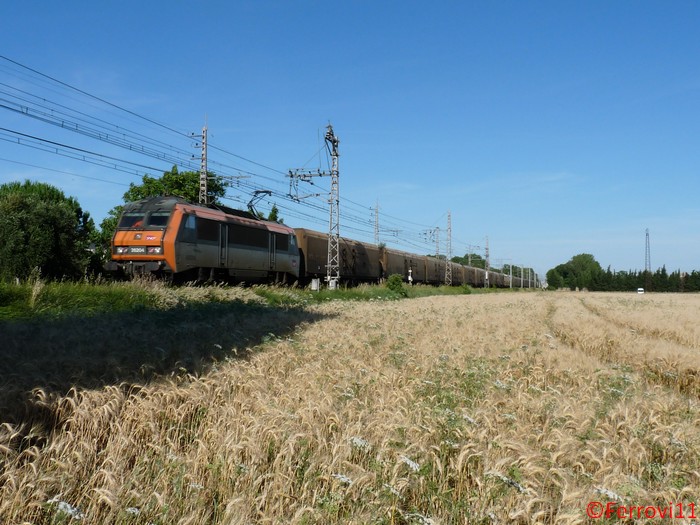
[546, 253, 700, 292]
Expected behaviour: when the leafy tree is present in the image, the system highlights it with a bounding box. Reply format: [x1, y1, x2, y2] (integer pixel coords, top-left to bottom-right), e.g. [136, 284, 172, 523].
[546, 268, 564, 289]
[0, 180, 97, 281]
[122, 165, 227, 204]
[652, 266, 669, 292]
[504, 265, 536, 280]
[546, 253, 603, 290]
[451, 253, 486, 269]
[669, 269, 682, 292]
[267, 204, 283, 223]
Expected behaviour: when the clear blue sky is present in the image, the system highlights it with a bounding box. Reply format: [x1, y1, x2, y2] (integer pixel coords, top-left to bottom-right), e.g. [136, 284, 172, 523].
[2, 1, 699, 277]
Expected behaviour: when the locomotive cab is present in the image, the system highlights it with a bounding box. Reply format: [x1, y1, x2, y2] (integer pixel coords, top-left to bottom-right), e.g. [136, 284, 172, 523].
[106, 196, 181, 276]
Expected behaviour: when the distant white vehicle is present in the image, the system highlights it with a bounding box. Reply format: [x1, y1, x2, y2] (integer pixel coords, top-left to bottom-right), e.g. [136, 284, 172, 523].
[637, 288, 645, 294]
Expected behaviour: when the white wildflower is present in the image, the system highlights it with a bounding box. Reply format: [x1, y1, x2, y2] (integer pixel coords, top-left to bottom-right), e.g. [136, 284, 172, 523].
[47, 497, 85, 520]
[463, 414, 477, 425]
[349, 436, 370, 451]
[595, 486, 623, 502]
[341, 390, 354, 399]
[332, 473, 353, 485]
[670, 436, 686, 449]
[125, 507, 141, 515]
[487, 472, 528, 494]
[400, 455, 420, 472]
[383, 483, 402, 498]
[403, 511, 435, 524]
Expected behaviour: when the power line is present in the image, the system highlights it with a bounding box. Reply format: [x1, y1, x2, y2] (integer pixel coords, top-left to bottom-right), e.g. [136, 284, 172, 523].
[0, 55, 191, 139]
[0, 127, 165, 173]
[0, 157, 130, 186]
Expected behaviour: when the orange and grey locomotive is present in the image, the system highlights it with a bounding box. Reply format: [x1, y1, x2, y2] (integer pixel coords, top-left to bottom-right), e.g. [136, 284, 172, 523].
[107, 196, 300, 282]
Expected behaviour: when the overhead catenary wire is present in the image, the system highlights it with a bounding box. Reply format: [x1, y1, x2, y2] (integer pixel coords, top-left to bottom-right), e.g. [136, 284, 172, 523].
[0, 55, 472, 257]
[0, 157, 131, 187]
[0, 55, 192, 139]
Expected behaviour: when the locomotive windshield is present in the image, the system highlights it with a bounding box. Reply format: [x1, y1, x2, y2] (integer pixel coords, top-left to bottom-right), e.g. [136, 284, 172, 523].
[117, 210, 172, 229]
[147, 211, 171, 227]
[118, 212, 146, 229]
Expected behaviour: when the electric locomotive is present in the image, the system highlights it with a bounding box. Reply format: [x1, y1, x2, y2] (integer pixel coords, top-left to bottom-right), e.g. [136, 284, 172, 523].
[107, 196, 300, 282]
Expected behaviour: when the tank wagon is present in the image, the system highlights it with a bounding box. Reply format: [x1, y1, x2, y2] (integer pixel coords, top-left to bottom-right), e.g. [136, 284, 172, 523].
[109, 198, 522, 287]
[107, 196, 300, 282]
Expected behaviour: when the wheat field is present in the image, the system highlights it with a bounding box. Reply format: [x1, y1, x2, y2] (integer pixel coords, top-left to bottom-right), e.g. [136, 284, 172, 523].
[1, 290, 699, 524]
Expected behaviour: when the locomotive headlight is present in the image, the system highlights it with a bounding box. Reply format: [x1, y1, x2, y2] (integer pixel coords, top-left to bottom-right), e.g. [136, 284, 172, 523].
[115, 246, 128, 254]
[147, 246, 162, 254]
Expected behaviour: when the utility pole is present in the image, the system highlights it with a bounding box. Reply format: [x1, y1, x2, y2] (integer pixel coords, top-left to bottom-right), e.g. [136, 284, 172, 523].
[484, 236, 490, 272]
[194, 125, 208, 204]
[374, 200, 380, 245]
[510, 264, 513, 288]
[498, 258, 512, 288]
[435, 227, 440, 260]
[422, 227, 441, 279]
[645, 228, 651, 291]
[484, 236, 490, 288]
[465, 244, 481, 267]
[445, 211, 452, 285]
[287, 124, 340, 286]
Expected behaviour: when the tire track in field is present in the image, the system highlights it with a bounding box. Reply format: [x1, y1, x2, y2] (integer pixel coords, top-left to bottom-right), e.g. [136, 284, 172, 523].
[580, 298, 699, 350]
[545, 295, 700, 399]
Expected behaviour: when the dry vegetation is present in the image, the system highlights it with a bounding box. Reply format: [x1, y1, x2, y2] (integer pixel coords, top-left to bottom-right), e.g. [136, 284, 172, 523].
[1, 290, 699, 524]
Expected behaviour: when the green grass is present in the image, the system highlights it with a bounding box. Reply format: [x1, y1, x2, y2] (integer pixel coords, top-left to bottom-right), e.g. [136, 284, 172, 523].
[0, 280, 153, 320]
[253, 281, 483, 305]
[0, 278, 490, 322]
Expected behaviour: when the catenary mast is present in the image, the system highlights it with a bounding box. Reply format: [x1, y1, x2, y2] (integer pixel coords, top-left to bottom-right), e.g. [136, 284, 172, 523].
[325, 124, 340, 287]
[287, 124, 340, 287]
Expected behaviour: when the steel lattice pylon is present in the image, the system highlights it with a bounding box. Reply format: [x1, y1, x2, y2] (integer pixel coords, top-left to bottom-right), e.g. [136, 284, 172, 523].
[198, 126, 208, 204]
[445, 211, 452, 285]
[325, 124, 340, 286]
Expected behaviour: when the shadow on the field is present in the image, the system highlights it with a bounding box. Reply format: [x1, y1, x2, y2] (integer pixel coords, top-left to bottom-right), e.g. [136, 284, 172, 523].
[0, 299, 329, 449]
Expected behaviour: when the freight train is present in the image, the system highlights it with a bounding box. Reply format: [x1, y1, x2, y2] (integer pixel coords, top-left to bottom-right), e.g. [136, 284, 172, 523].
[107, 196, 526, 288]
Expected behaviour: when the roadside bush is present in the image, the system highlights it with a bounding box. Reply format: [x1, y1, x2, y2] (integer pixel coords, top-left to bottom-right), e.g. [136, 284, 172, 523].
[386, 274, 407, 297]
